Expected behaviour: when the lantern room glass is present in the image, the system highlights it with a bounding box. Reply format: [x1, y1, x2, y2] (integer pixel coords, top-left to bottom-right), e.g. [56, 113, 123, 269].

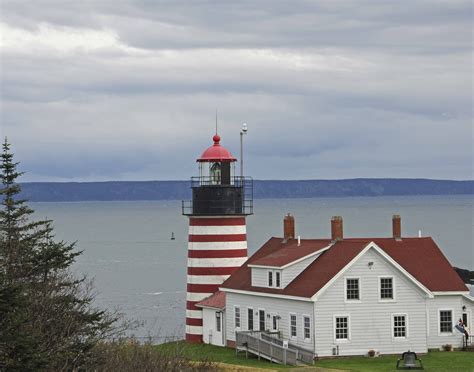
[198, 161, 235, 186]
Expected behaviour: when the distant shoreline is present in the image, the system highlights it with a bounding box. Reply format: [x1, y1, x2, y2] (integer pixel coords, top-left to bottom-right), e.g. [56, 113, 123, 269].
[20, 178, 473, 202]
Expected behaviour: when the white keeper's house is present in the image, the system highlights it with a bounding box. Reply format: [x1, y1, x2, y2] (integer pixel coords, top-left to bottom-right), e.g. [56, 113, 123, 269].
[197, 214, 473, 357]
[183, 133, 473, 359]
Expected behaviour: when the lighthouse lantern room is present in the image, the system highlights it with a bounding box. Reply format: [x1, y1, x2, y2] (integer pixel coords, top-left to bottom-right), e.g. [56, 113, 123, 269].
[182, 133, 253, 343]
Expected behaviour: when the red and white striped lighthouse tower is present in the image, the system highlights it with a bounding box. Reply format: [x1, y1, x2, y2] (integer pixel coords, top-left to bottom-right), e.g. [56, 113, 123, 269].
[182, 134, 253, 342]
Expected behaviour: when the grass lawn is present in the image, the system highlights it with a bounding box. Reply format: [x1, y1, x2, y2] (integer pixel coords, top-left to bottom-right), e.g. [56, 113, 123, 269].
[156, 343, 473, 371]
[314, 351, 474, 372]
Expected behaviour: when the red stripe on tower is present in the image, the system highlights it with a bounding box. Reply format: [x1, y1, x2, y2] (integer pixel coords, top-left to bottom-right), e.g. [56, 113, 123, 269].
[189, 234, 247, 242]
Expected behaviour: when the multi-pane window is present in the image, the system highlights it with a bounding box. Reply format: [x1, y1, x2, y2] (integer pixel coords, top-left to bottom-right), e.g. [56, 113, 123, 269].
[276, 272, 281, 288]
[248, 308, 254, 330]
[290, 314, 297, 337]
[234, 306, 240, 329]
[393, 315, 406, 338]
[440, 310, 452, 333]
[303, 316, 311, 340]
[216, 312, 221, 332]
[346, 278, 360, 300]
[335, 317, 349, 340]
[380, 277, 394, 299]
[259, 310, 265, 331]
[268, 271, 273, 287]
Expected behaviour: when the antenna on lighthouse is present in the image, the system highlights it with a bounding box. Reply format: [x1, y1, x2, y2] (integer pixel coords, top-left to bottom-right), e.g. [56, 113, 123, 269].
[215, 109, 218, 135]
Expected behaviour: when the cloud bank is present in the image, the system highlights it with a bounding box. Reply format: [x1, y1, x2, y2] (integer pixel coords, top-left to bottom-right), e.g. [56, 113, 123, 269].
[1, 0, 472, 181]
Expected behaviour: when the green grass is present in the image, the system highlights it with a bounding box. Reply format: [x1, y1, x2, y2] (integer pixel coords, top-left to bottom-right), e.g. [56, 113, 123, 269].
[314, 351, 474, 372]
[156, 341, 291, 369]
[156, 342, 474, 371]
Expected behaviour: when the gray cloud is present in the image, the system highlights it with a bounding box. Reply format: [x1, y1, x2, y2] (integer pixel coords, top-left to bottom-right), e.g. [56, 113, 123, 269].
[1, 0, 472, 181]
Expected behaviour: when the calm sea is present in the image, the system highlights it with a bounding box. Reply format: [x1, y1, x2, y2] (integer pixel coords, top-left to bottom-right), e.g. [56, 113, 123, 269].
[31, 195, 474, 340]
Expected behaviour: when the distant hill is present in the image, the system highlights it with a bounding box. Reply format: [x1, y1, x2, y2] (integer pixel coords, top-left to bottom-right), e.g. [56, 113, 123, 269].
[19, 179, 473, 202]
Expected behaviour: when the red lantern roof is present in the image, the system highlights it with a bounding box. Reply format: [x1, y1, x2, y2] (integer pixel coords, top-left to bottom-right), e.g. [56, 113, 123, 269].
[197, 134, 237, 162]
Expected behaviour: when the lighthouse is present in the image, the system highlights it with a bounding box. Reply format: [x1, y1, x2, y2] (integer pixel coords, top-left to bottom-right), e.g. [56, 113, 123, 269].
[182, 133, 253, 342]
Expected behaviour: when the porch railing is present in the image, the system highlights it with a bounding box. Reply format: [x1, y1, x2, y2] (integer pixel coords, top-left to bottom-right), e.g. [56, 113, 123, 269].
[235, 330, 315, 365]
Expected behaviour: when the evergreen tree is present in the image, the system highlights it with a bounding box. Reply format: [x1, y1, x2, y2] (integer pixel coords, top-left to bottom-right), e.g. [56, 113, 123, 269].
[0, 139, 123, 370]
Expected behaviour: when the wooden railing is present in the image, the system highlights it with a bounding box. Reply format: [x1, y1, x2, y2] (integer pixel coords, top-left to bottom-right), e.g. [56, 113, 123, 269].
[236, 331, 315, 365]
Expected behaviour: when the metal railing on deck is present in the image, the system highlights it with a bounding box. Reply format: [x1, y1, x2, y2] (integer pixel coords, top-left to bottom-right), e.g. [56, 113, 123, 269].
[236, 330, 315, 365]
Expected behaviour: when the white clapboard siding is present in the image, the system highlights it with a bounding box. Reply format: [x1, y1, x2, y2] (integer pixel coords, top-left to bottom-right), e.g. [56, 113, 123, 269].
[426, 296, 466, 349]
[225, 292, 314, 350]
[313, 248, 428, 357]
[251, 267, 268, 287]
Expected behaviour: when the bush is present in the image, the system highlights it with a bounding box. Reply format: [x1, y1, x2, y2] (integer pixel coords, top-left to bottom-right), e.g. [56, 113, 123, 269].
[86, 338, 216, 371]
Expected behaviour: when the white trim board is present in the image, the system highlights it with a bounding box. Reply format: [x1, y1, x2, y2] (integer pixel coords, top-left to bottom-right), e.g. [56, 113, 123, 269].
[220, 287, 313, 302]
[311, 242, 434, 301]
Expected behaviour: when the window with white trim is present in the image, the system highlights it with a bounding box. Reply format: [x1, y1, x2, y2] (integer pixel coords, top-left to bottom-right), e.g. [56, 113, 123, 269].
[234, 306, 240, 329]
[440, 310, 452, 333]
[276, 271, 281, 288]
[259, 309, 265, 331]
[290, 313, 297, 338]
[216, 312, 221, 332]
[303, 315, 311, 340]
[380, 277, 393, 299]
[393, 315, 406, 338]
[268, 271, 273, 287]
[346, 278, 360, 300]
[335, 316, 349, 340]
[247, 308, 253, 330]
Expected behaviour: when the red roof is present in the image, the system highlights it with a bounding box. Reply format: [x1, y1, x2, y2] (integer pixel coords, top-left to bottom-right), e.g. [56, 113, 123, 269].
[221, 237, 468, 298]
[197, 135, 237, 162]
[196, 290, 226, 309]
[250, 239, 331, 267]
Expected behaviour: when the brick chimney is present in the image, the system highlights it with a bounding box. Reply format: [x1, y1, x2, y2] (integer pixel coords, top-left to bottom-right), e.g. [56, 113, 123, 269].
[283, 213, 295, 241]
[392, 215, 401, 240]
[331, 216, 343, 241]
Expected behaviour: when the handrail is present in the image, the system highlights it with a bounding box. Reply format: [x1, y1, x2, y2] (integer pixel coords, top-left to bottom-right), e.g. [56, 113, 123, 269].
[236, 330, 314, 365]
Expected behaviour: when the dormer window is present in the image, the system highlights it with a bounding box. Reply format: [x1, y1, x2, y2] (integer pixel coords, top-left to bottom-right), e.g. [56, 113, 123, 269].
[267, 270, 281, 288]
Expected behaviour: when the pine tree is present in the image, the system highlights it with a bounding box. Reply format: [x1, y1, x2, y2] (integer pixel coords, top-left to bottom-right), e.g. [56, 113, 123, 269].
[0, 139, 123, 370]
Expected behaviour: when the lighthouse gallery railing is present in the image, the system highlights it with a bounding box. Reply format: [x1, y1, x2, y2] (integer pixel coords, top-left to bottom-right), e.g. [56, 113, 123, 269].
[182, 176, 253, 216]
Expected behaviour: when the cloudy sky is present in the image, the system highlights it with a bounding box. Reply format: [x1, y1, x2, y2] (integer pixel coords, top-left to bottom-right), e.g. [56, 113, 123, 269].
[1, 0, 472, 181]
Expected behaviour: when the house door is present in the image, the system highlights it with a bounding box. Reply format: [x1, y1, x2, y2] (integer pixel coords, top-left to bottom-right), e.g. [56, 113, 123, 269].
[259, 310, 265, 331]
[462, 312, 470, 331]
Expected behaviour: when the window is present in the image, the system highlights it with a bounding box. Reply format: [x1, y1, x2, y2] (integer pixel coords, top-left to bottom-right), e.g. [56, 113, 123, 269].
[303, 316, 311, 340]
[268, 271, 273, 287]
[234, 306, 240, 329]
[335, 316, 349, 340]
[247, 308, 254, 330]
[346, 278, 360, 300]
[259, 310, 265, 331]
[272, 315, 278, 331]
[393, 315, 406, 338]
[380, 277, 394, 300]
[440, 310, 452, 333]
[276, 271, 281, 288]
[216, 312, 221, 332]
[290, 314, 297, 338]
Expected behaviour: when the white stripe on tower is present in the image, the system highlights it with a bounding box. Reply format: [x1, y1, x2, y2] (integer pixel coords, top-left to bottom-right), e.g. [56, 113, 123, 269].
[185, 216, 248, 343]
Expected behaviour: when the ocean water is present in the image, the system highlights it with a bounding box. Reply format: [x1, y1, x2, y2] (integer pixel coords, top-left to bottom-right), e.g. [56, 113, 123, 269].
[31, 195, 474, 340]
